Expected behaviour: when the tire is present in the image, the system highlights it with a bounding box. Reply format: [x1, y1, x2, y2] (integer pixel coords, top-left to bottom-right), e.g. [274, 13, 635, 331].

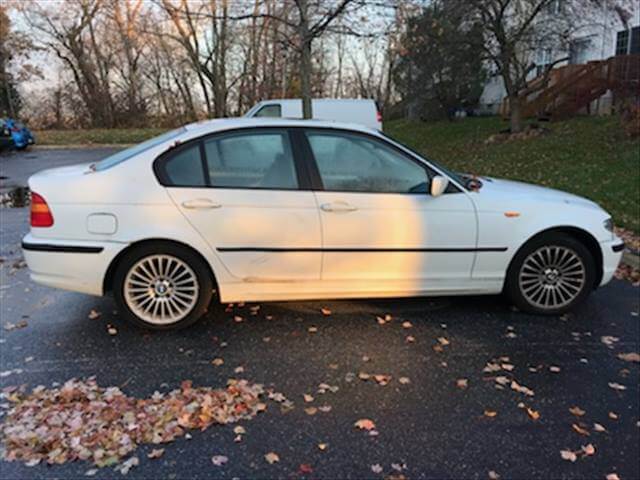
[505, 233, 596, 315]
[113, 242, 214, 330]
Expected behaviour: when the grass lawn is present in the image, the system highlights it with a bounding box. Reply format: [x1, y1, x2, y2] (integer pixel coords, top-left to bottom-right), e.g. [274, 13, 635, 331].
[34, 128, 167, 146]
[385, 116, 640, 232]
[34, 116, 639, 231]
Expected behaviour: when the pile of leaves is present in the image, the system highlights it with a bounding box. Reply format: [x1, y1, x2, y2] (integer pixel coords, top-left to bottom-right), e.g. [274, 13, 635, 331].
[1, 378, 265, 467]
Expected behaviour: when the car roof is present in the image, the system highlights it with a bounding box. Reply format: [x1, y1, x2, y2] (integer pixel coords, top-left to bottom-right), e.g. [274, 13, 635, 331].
[182, 117, 380, 139]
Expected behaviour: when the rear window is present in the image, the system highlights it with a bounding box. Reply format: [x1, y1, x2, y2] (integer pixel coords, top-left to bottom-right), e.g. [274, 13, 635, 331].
[94, 128, 185, 171]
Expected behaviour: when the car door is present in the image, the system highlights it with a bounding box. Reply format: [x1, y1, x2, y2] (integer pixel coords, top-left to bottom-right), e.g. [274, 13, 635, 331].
[159, 128, 321, 281]
[302, 129, 477, 288]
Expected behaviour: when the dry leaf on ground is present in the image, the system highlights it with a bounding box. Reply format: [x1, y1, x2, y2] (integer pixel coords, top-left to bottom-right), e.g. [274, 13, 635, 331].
[264, 452, 280, 464]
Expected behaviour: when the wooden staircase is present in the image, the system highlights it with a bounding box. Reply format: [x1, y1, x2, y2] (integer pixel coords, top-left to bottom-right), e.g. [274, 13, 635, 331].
[500, 54, 640, 120]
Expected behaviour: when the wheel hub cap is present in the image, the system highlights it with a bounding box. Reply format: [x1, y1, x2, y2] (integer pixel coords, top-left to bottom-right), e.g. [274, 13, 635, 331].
[124, 254, 199, 325]
[519, 245, 586, 310]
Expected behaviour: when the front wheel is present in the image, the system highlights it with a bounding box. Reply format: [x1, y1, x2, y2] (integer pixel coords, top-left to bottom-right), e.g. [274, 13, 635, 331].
[505, 233, 596, 315]
[113, 242, 214, 330]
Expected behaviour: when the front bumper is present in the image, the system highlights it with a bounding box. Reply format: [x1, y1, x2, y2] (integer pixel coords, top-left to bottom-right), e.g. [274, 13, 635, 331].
[22, 234, 126, 296]
[600, 238, 625, 287]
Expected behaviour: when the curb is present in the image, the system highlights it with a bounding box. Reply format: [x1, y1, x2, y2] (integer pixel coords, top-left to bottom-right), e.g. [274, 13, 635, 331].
[31, 144, 133, 150]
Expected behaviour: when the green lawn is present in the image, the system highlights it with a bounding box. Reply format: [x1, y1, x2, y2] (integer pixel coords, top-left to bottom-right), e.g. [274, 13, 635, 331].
[385, 116, 640, 232]
[34, 116, 639, 231]
[34, 128, 167, 146]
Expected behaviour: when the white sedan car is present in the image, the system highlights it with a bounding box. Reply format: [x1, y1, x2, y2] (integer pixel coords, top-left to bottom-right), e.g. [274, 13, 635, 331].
[22, 119, 624, 329]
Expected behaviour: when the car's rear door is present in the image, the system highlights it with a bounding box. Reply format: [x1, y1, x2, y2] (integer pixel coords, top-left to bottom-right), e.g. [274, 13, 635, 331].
[159, 127, 321, 281]
[302, 128, 477, 290]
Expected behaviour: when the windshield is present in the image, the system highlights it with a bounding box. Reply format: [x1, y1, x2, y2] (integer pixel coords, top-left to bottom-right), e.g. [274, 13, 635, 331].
[380, 132, 466, 187]
[94, 127, 186, 171]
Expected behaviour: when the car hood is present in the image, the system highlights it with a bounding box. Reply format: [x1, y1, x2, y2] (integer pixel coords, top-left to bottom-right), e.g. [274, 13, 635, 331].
[476, 177, 601, 210]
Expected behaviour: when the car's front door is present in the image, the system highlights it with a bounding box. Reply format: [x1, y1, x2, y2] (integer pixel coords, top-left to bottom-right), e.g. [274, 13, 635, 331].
[303, 129, 477, 290]
[159, 128, 321, 281]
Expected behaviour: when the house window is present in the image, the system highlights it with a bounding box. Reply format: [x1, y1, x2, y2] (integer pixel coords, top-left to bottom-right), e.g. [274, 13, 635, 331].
[616, 27, 640, 55]
[536, 48, 553, 76]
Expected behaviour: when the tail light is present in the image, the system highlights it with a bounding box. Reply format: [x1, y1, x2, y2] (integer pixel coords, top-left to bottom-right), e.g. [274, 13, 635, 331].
[376, 110, 383, 123]
[30, 192, 54, 227]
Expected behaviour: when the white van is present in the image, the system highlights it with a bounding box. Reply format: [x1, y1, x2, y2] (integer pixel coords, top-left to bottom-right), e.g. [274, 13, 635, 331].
[244, 98, 382, 130]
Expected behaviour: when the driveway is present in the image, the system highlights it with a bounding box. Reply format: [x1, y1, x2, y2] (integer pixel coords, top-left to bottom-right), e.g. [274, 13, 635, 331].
[1, 149, 638, 479]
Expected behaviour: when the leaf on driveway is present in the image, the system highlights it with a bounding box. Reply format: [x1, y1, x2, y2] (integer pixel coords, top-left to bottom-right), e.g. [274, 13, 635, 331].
[609, 411, 619, 420]
[233, 316, 244, 323]
[374, 375, 391, 386]
[510, 381, 534, 396]
[321, 308, 332, 316]
[303, 394, 314, 403]
[107, 325, 118, 336]
[488, 470, 501, 479]
[405, 335, 416, 343]
[484, 410, 497, 418]
[526, 407, 540, 421]
[299, 463, 313, 474]
[402, 321, 412, 329]
[581, 443, 595, 456]
[600, 336, 619, 348]
[371, 464, 383, 474]
[398, 377, 411, 385]
[264, 452, 280, 464]
[354, 419, 376, 431]
[560, 450, 577, 462]
[593, 423, 606, 432]
[572, 424, 589, 436]
[569, 406, 586, 417]
[456, 379, 468, 389]
[549, 366, 561, 373]
[437, 337, 449, 346]
[606, 474, 621, 480]
[143, 447, 164, 460]
[211, 358, 224, 366]
[304, 407, 317, 416]
[317, 443, 328, 451]
[88, 309, 101, 320]
[115, 456, 139, 475]
[617, 352, 640, 363]
[608, 382, 627, 391]
[308, 326, 318, 333]
[211, 455, 228, 466]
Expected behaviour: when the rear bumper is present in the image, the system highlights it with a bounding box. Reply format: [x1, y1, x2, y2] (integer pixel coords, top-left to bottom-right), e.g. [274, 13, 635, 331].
[599, 238, 624, 287]
[22, 234, 126, 296]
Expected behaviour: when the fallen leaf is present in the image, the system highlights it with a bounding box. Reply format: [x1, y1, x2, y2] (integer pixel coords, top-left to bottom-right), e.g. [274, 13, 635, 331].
[608, 382, 627, 391]
[601, 336, 619, 348]
[88, 309, 101, 320]
[354, 418, 376, 431]
[510, 380, 534, 396]
[581, 443, 595, 456]
[308, 326, 318, 333]
[234, 366, 245, 373]
[606, 474, 621, 480]
[609, 411, 619, 420]
[299, 464, 313, 474]
[484, 410, 497, 418]
[321, 308, 331, 316]
[456, 379, 468, 389]
[303, 394, 314, 402]
[211, 358, 224, 366]
[304, 407, 318, 416]
[572, 423, 590, 436]
[560, 450, 577, 462]
[402, 321, 412, 329]
[211, 455, 228, 466]
[526, 407, 540, 420]
[405, 335, 416, 343]
[488, 471, 500, 479]
[84, 469, 99, 476]
[371, 464, 383, 474]
[264, 452, 280, 464]
[147, 448, 164, 459]
[617, 352, 640, 363]
[317, 443, 328, 451]
[569, 406, 586, 417]
[107, 325, 117, 336]
[233, 316, 244, 323]
[437, 337, 449, 346]
[549, 366, 561, 373]
[593, 423, 606, 432]
[233, 425, 246, 435]
[398, 377, 411, 385]
[374, 374, 391, 386]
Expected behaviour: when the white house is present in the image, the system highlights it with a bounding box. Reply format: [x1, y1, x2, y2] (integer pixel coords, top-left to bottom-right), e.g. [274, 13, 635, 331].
[479, 1, 640, 115]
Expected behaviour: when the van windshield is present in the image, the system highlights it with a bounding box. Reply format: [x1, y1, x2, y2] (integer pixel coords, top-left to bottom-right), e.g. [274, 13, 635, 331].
[94, 128, 186, 171]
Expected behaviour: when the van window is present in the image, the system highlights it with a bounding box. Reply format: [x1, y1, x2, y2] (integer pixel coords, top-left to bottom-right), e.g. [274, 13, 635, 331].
[254, 104, 282, 118]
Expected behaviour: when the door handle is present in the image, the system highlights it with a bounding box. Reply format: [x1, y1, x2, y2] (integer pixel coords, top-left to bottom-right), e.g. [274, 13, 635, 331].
[320, 202, 358, 213]
[181, 199, 221, 209]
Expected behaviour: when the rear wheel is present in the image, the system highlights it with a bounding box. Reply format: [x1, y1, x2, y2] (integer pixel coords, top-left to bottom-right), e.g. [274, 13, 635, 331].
[506, 233, 596, 315]
[113, 242, 214, 330]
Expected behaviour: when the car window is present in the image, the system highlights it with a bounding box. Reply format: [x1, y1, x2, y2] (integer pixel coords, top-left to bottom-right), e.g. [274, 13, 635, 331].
[305, 131, 429, 193]
[95, 128, 186, 171]
[254, 104, 282, 118]
[203, 130, 298, 189]
[163, 144, 206, 187]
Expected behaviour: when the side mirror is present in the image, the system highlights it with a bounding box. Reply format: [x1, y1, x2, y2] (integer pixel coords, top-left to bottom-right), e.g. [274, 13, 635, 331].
[430, 175, 449, 197]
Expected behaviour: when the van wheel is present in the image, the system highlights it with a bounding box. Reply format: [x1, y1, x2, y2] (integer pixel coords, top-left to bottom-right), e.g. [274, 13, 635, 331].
[113, 242, 213, 330]
[505, 233, 595, 315]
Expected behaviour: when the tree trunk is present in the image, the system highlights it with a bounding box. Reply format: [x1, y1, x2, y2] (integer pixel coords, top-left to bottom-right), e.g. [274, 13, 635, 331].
[509, 95, 523, 133]
[297, 0, 312, 119]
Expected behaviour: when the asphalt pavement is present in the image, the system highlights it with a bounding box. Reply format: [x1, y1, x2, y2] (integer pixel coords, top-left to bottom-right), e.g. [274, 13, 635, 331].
[0, 148, 638, 480]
